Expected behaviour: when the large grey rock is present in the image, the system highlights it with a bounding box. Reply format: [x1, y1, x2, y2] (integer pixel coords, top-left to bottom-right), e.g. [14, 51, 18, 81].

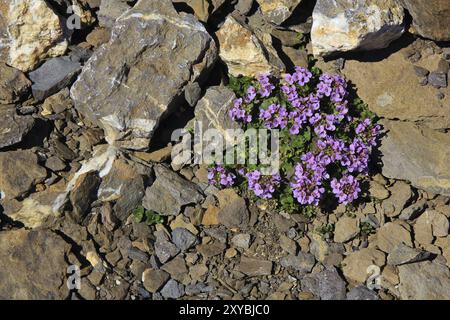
[160, 279, 185, 299]
[400, 0, 450, 41]
[71, 0, 217, 149]
[398, 260, 450, 299]
[380, 120, 450, 197]
[311, 0, 405, 56]
[0, 229, 71, 299]
[0, 106, 35, 149]
[301, 267, 346, 300]
[143, 165, 203, 216]
[28, 57, 81, 101]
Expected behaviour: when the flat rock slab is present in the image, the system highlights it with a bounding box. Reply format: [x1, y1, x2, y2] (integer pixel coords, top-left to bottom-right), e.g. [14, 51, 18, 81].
[143, 165, 203, 216]
[0, 229, 71, 299]
[29, 57, 81, 101]
[71, 0, 217, 149]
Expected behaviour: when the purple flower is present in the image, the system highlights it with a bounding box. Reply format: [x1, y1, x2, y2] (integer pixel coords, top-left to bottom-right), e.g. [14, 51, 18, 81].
[290, 163, 325, 206]
[259, 103, 288, 129]
[246, 170, 281, 199]
[330, 175, 361, 204]
[245, 86, 257, 103]
[229, 98, 252, 123]
[208, 166, 236, 188]
[258, 73, 275, 97]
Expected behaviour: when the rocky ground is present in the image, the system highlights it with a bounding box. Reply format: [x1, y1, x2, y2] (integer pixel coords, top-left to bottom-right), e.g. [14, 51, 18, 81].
[0, 0, 450, 300]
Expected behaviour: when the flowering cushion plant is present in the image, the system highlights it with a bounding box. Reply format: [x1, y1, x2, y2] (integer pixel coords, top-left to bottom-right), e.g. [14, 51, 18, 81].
[208, 66, 380, 215]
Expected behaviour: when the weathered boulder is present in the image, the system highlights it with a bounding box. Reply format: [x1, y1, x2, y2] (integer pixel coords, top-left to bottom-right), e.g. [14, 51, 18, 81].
[0, 106, 35, 149]
[0, 63, 31, 104]
[0, 150, 47, 200]
[97, 0, 131, 27]
[256, 0, 303, 25]
[71, 0, 217, 150]
[143, 165, 204, 216]
[400, 0, 450, 41]
[380, 120, 450, 197]
[398, 260, 450, 299]
[311, 0, 404, 56]
[0, 0, 69, 72]
[216, 15, 284, 77]
[0, 229, 71, 299]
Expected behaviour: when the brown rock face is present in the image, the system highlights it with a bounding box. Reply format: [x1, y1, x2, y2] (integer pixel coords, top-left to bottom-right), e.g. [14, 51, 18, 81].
[0, 150, 47, 200]
[0, 229, 71, 299]
[379, 120, 450, 197]
[401, 0, 450, 41]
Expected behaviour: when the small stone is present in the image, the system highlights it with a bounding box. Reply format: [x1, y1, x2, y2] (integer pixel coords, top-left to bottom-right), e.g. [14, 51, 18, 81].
[301, 267, 346, 300]
[154, 231, 180, 264]
[376, 222, 413, 254]
[387, 243, 431, 266]
[225, 248, 238, 259]
[428, 71, 447, 88]
[160, 279, 185, 299]
[231, 234, 252, 250]
[196, 241, 226, 258]
[369, 180, 390, 200]
[342, 248, 386, 284]
[143, 165, 203, 216]
[202, 205, 220, 226]
[237, 256, 273, 276]
[437, 92, 445, 100]
[280, 253, 316, 274]
[346, 285, 379, 300]
[383, 181, 413, 218]
[414, 210, 448, 245]
[334, 217, 359, 243]
[161, 256, 188, 282]
[280, 234, 298, 255]
[399, 199, 428, 220]
[171, 228, 197, 252]
[142, 269, 170, 293]
[216, 189, 250, 230]
[413, 65, 430, 77]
